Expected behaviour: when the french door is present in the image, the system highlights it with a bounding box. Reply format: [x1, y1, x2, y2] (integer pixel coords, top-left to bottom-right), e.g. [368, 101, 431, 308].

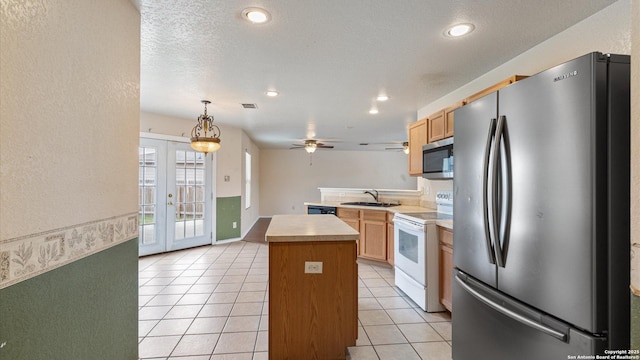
[139, 138, 213, 256]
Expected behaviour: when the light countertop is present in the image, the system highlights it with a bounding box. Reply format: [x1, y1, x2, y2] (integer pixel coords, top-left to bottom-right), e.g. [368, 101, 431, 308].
[266, 214, 360, 243]
[436, 219, 453, 230]
[304, 201, 455, 230]
[304, 201, 434, 213]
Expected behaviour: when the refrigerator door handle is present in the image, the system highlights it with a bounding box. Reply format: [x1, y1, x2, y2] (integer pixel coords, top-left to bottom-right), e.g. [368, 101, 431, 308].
[455, 273, 568, 342]
[493, 115, 507, 268]
[482, 118, 497, 264]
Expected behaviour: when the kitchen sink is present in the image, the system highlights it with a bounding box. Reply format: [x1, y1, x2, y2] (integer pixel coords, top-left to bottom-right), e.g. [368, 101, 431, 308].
[340, 201, 399, 207]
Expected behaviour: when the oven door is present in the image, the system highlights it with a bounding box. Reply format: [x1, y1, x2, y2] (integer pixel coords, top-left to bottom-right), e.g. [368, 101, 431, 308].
[394, 219, 426, 285]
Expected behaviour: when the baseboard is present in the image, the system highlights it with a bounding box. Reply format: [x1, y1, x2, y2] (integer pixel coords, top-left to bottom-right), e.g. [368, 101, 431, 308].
[214, 238, 243, 244]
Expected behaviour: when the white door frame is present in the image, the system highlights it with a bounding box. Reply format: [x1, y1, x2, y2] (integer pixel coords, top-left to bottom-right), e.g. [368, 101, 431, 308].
[139, 133, 217, 256]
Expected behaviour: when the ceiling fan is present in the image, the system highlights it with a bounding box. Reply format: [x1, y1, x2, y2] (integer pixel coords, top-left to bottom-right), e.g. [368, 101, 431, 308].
[384, 141, 409, 154]
[290, 139, 334, 153]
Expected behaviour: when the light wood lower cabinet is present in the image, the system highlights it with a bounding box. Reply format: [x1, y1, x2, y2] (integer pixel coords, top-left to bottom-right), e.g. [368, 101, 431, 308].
[386, 212, 394, 266]
[438, 226, 453, 312]
[337, 207, 395, 264]
[360, 210, 387, 261]
[337, 208, 361, 255]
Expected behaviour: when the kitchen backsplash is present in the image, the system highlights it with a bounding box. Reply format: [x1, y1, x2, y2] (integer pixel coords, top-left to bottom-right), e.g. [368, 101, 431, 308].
[418, 178, 453, 209]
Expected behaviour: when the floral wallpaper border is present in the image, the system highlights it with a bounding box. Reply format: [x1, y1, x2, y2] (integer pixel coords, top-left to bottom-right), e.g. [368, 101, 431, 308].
[0, 212, 138, 289]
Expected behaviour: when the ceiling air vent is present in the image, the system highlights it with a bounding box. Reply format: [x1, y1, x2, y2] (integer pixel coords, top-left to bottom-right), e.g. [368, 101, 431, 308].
[241, 103, 258, 109]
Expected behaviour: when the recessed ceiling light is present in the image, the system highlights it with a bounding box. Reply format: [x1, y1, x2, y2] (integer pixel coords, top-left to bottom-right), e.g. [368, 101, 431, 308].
[369, 108, 379, 115]
[242, 7, 271, 24]
[446, 23, 475, 37]
[376, 95, 389, 102]
[265, 90, 279, 97]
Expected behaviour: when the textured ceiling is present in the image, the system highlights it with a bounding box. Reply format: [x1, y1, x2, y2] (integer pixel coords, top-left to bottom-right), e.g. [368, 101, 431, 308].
[134, 0, 616, 150]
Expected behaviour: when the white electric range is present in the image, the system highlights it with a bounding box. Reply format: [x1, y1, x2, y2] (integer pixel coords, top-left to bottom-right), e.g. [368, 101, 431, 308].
[393, 191, 453, 312]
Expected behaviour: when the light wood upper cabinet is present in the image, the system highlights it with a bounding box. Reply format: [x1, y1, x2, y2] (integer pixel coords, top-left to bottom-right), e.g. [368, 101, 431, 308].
[464, 75, 528, 105]
[408, 118, 427, 176]
[444, 102, 462, 139]
[406, 76, 527, 166]
[427, 110, 445, 143]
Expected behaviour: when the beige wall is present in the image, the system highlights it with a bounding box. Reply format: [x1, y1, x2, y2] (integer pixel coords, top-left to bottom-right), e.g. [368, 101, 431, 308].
[259, 149, 416, 216]
[418, 0, 632, 206]
[139, 111, 260, 236]
[417, 0, 631, 119]
[631, 0, 639, 293]
[0, 0, 140, 285]
[241, 132, 261, 234]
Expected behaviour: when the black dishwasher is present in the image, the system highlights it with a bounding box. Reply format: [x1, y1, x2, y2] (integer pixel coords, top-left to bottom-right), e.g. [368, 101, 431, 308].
[307, 205, 337, 215]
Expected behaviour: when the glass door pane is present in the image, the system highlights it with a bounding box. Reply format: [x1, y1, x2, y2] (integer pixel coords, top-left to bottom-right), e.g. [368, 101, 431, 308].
[166, 142, 212, 252]
[138, 138, 167, 256]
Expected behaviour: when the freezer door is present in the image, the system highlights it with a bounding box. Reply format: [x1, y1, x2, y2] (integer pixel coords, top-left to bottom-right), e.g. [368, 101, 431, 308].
[452, 270, 606, 360]
[495, 53, 607, 333]
[453, 92, 498, 287]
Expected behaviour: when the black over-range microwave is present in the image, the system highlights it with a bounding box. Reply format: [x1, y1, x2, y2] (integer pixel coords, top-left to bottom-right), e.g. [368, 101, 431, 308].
[422, 137, 453, 179]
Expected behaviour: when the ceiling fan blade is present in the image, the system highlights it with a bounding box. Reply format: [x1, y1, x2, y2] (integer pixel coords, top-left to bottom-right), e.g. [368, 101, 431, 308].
[317, 145, 334, 149]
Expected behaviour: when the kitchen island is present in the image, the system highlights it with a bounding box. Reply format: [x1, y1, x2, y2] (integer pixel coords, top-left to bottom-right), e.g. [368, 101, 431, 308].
[266, 214, 359, 360]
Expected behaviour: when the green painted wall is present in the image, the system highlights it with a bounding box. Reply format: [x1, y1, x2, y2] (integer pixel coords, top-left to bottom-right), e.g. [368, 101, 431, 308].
[0, 239, 138, 360]
[632, 294, 640, 350]
[217, 196, 241, 240]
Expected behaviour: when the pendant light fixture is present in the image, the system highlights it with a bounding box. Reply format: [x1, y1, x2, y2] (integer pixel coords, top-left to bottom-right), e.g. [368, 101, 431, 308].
[190, 100, 221, 154]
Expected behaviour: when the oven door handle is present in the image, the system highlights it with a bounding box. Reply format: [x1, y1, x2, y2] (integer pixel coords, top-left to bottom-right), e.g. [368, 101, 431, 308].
[395, 219, 425, 232]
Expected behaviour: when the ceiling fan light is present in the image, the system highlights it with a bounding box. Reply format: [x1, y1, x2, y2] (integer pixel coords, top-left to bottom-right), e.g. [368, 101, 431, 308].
[305, 143, 317, 153]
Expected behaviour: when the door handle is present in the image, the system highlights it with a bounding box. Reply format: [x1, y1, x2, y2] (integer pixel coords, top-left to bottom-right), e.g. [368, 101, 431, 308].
[455, 273, 567, 342]
[483, 118, 497, 264]
[492, 116, 506, 268]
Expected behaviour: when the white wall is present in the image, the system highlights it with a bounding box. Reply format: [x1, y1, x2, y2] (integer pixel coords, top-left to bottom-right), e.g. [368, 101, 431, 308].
[259, 149, 416, 215]
[416, 0, 632, 205]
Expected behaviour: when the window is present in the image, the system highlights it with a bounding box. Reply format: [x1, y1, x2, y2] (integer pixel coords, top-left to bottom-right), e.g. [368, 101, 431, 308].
[245, 150, 251, 209]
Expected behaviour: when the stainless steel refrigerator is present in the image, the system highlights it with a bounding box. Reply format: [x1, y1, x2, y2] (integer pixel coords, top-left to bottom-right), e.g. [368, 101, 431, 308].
[452, 52, 630, 359]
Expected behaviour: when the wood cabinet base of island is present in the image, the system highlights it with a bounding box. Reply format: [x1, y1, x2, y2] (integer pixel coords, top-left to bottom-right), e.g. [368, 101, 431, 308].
[268, 240, 358, 359]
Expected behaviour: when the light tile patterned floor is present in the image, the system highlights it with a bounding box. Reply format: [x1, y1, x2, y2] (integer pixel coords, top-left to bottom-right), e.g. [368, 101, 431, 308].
[138, 241, 452, 360]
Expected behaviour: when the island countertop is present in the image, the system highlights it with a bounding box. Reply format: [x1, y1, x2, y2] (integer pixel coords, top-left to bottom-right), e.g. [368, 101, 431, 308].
[266, 214, 360, 242]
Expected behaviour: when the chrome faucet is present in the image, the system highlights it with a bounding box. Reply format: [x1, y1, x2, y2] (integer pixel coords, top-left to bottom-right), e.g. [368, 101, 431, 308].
[364, 189, 379, 202]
